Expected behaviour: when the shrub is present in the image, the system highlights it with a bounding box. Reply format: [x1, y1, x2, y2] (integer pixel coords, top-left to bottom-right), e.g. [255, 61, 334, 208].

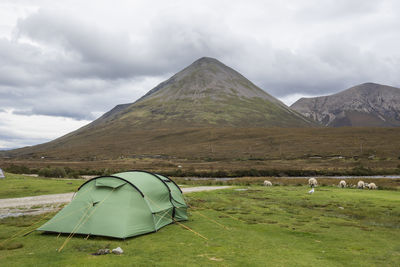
[351, 165, 373, 176]
[38, 168, 50, 177]
[67, 171, 80, 178]
[4, 164, 31, 174]
[101, 168, 113, 176]
[53, 167, 67, 178]
[38, 167, 67, 178]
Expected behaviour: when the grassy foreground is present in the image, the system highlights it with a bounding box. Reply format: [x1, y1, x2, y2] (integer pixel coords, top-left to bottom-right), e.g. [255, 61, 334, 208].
[1, 186, 399, 266]
[0, 173, 83, 199]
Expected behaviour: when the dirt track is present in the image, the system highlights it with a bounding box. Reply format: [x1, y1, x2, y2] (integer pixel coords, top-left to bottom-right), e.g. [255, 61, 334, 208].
[0, 186, 231, 218]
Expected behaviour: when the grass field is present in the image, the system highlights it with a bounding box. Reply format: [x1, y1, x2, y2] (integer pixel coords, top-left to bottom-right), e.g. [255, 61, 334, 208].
[176, 176, 400, 191]
[0, 173, 83, 199]
[0, 181, 399, 266]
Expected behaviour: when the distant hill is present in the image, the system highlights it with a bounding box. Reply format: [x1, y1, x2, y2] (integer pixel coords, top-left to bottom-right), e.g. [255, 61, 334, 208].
[3, 57, 315, 159]
[291, 83, 400, 127]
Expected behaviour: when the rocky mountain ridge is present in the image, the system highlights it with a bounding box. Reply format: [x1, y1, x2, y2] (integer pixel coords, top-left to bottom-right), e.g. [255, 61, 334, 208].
[291, 83, 400, 127]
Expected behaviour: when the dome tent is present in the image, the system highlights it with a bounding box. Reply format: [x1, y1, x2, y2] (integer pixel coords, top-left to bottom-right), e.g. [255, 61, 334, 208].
[37, 170, 188, 239]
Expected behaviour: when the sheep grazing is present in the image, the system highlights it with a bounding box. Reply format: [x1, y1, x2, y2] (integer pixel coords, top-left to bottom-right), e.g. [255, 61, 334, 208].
[263, 180, 272, 186]
[357, 181, 365, 189]
[339, 180, 346, 188]
[366, 182, 377, 190]
[308, 178, 318, 188]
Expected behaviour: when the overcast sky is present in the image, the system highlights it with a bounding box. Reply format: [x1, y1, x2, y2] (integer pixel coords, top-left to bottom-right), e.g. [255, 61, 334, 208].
[1, 0, 400, 149]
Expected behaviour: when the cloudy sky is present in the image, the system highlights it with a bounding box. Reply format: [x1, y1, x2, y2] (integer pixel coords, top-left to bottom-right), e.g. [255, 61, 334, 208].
[1, 0, 400, 149]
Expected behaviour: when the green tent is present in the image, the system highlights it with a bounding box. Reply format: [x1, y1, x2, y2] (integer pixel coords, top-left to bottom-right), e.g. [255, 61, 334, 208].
[37, 170, 188, 238]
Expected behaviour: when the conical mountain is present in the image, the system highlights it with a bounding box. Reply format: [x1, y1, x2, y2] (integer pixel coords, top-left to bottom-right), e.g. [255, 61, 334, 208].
[291, 83, 400, 127]
[88, 57, 313, 129]
[4, 57, 315, 159]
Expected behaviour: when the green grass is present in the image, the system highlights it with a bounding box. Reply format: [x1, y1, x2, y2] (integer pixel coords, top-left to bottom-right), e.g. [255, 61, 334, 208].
[175, 176, 400, 191]
[0, 186, 399, 266]
[0, 173, 83, 199]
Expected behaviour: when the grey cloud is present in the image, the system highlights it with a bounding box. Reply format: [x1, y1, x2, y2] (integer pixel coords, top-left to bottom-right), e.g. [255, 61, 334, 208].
[16, 9, 239, 80]
[295, 0, 384, 21]
[229, 37, 400, 97]
[31, 108, 95, 121]
[0, 2, 399, 124]
[0, 127, 48, 146]
[0, 135, 49, 149]
[11, 107, 93, 120]
[0, 8, 240, 120]
[0, 132, 28, 141]
[0, 75, 166, 121]
[11, 109, 32, 116]
[0, 39, 52, 87]
[16, 10, 180, 79]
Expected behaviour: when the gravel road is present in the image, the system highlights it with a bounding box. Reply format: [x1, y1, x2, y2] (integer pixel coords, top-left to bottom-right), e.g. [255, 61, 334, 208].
[0, 186, 231, 218]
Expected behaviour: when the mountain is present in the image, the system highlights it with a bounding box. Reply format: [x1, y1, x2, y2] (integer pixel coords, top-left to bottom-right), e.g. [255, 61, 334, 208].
[88, 57, 313, 129]
[3, 57, 315, 159]
[291, 83, 400, 127]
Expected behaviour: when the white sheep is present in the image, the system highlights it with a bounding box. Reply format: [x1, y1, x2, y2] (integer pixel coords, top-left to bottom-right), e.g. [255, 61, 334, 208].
[263, 180, 272, 186]
[366, 182, 377, 190]
[308, 178, 318, 187]
[339, 180, 346, 188]
[357, 181, 365, 189]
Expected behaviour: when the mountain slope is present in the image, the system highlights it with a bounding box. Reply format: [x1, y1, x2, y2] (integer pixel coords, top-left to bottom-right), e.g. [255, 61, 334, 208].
[4, 57, 315, 159]
[87, 57, 313, 129]
[291, 83, 400, 127]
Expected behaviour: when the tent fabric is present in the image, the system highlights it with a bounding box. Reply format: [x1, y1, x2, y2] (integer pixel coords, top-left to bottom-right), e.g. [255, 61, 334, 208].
[0, 168, 4, 178]
[37, 170, 188, 239]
